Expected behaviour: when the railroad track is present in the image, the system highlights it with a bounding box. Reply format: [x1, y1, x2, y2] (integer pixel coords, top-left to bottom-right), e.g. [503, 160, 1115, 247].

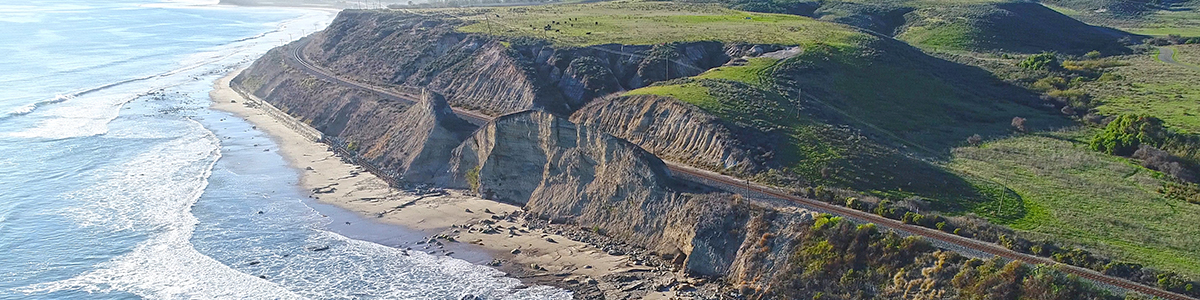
[282, 38, 1196, 300]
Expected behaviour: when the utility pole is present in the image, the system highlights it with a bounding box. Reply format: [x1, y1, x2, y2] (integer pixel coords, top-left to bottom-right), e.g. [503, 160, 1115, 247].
[485, 13, 491, 36]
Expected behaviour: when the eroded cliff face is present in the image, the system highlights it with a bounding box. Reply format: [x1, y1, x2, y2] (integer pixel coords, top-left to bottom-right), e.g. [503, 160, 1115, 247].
[232, 12, 821, 291]
[307, 12, 547, 115]
[300, 10, 739, 115]
[435, 110, 814, 283]
[571, 94, 772, 175]
[364, 92, 477, 182]
[444, 110, 672, 205]
[233, 45, 399, 139]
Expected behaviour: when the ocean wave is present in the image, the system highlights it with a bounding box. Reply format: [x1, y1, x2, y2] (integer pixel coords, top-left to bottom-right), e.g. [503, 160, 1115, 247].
[2, 94, 72, 119]
[16, 120, 305, 299]
[0, 58, 203, 122]
[1, 7, 333, 134]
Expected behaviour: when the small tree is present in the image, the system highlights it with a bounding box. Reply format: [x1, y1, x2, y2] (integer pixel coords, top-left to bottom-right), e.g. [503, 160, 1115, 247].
[1084, 50, 1102, 59]
[1011, 117, 1027, 133]
[1091, 114, 1169, 156]
[967, 134, 983, 146]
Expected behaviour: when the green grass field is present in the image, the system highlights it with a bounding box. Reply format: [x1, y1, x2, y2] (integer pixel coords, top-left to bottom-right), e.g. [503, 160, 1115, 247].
[1173, 44, 1200, 67]
[1124, 9, 1200, 36]
[694, 57, 775, 85]
[947, 130, 1200, 276]
[1077, 45, 1200, 134]
[448, 1, 863, 47]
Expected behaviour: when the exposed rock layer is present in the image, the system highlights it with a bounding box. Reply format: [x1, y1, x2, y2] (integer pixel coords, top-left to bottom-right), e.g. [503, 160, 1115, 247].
[571, 94, 771, 175]
[300, 10, 738, 115]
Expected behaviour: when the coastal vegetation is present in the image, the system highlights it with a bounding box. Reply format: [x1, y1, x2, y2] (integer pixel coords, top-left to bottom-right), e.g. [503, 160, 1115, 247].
[759, 214, 1128, 300]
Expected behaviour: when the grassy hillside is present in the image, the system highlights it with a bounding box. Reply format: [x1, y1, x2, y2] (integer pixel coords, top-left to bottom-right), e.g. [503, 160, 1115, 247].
[1075, 45, 1200, 133]
[1044, 0, 1200, 36]
[449, 1, 863, 46]
[947, 129, 1200, 276]
[628, 38, 1065, 213]
[897, 2, 1129, 54]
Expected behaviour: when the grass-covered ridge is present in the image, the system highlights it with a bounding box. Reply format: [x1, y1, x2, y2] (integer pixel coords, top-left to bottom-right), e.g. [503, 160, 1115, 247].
[624, 39, 1063, 214]
[449, 1, 864, 46]
[1043, 0, 1200, 36]
[683, 0, 1129, 54]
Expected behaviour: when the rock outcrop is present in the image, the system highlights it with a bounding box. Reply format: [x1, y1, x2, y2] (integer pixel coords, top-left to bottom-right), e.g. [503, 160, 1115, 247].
[570, 94, 771, 175]
[363, 91, 477, 182]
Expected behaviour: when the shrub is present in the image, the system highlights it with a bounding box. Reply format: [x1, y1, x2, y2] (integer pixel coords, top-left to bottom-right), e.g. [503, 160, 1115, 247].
[1020, 52, 1060, 70]
[466, 166, 481, 192]
[845, 197, 868, 211]
[1133, 145, 1197, 182]
[1032, 76, 1068, 91]
[1011, 117, 1027, 132]
[1047, 89, 1091, 108]
[1097, 72, 1122, 81]
[1159, 181, 1200, 204]
[1061, 59, 1128, 72]
[967, 134, 983, 146]
[1085, 50, 1102, 59]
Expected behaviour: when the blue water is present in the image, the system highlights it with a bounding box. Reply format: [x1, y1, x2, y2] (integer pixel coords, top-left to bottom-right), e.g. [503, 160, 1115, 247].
[0, 1, 570, 299]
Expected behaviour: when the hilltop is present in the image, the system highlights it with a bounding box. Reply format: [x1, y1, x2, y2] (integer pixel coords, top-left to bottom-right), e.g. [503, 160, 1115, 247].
[683, 0, 1134, 54]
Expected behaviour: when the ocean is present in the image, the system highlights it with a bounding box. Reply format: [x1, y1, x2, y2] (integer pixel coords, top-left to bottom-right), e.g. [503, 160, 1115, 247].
[0, 1, 570, 299]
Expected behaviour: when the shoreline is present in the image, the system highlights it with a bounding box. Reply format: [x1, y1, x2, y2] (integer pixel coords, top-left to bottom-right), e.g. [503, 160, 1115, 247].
[209, 70, 691, 298]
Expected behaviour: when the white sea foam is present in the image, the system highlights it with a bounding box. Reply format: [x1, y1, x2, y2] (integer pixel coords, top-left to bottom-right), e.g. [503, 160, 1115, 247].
[19, 120, 303, 299]
[271, 231, 573, 299]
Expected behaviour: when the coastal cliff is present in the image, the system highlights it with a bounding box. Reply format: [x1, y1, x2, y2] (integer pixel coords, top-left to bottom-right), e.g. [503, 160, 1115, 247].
[227, 8, 832, 290]
[297, 10, 745, 115]
[570, 94, 772, 175]
[231, 46, 809, 283]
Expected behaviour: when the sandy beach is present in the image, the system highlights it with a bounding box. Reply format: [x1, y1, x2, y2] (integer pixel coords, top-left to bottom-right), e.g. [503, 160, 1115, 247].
[210, 70, 690, 298]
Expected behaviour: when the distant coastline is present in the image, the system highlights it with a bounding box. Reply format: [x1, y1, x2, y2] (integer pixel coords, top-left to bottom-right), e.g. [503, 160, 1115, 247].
[218, 0, 351, 8]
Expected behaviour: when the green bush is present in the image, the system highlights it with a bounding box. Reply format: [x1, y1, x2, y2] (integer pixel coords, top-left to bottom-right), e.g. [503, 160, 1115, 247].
[1020, 52, 1060, 70]
[1090, 114, 1169, 156]
[466, 166, 481, 192]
